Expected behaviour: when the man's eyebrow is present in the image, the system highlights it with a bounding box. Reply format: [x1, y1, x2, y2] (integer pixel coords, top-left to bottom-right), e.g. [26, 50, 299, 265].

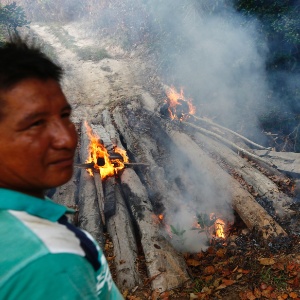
[18, 104, 72, 126]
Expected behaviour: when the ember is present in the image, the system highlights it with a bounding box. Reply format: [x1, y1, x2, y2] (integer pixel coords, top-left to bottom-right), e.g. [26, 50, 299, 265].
[160, 86, 195, 121]
[84, 121, 129, 180]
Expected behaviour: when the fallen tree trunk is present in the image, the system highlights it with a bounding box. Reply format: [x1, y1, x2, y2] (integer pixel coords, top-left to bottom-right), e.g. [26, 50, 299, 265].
[190, 115, 271, 151]
[112, 103, 185, 216]
[181, 120, 284, 179]
[90, 120, 141, 289]
[106, 179, 141, 290]
[163, 129, 287, 238]
[120, 168, 190, 292]
[254, 149, 300, 178]
[78, 121, 104, 247]
[192, 131, 294, 219]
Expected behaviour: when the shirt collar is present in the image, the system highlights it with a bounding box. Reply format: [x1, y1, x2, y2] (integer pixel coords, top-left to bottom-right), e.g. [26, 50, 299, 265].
[0, 188, 74, 222]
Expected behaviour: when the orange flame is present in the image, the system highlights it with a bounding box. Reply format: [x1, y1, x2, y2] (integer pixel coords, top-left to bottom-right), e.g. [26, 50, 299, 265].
[210, 213, 226, 239]
[84, 121, 129, 180]
[165, 86, 196, 120]
[215, 218, 226, 239]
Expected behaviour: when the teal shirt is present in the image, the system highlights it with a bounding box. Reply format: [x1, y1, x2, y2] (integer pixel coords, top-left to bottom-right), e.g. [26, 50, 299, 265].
[0, 188, 123, 300]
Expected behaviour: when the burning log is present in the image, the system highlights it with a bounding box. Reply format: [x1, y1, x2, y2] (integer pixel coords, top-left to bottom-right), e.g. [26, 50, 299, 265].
[103, 177, 117, 220]
[106, 180, 141, 289]
[82, 120, 141, 288]
[192, 131, 294, 219]
[120, 168, 190, 292]
[112, 104, 185, 215]
[78, 122, 105, 247]
[93, 171, 105, 225]
[162, 129, 287, 238]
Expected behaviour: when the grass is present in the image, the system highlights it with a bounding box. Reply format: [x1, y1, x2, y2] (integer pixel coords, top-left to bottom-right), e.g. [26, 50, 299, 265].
[260, 267, 288, 290]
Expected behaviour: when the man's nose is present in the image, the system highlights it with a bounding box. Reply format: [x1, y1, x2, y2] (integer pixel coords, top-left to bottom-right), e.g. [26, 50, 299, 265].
[50, 121, 77, 150]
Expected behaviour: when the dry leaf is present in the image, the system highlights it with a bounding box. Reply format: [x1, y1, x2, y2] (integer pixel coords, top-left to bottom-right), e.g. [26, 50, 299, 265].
[232, 266, 238, 273]
[246, 291, 256, 300]
[289, 292, 298, 299]
[254, 288, 261, 298]
[258, 258, 275, 265]
[189, 293, 198, 300]
[204, 265, 215, 275]
[216, 248, 226, 258]
[261, 289, 271, 298]
[186, 259, 201, 267]
[222, 279, 235, 286]
[236, 274, 243, 280]
[216, 283, 227, 290]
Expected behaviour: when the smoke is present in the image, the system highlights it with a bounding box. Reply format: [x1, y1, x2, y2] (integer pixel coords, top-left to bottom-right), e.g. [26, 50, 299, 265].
[15, 0, 295, 250]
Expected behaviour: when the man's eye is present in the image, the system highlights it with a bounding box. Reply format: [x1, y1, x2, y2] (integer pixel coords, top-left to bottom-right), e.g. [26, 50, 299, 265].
[61, 111, 71, 119]
[30, 120, 45, 128]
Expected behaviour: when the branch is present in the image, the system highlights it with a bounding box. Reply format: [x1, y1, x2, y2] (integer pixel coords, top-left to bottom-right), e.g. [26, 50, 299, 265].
[191, 115, 271, 150]
[181, 120, 283, 177]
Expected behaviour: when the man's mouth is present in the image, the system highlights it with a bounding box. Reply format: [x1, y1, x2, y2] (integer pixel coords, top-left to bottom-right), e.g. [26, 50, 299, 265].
[50, 157, 74, 167]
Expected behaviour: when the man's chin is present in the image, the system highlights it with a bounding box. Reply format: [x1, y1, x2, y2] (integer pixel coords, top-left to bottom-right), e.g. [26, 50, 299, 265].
[46, 169, 74, 188]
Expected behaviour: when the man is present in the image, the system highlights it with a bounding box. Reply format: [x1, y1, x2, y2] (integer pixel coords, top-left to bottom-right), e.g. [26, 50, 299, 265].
[0, 40, 123, 299]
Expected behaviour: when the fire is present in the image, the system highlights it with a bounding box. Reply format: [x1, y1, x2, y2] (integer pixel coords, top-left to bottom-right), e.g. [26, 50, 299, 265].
[214, 218, 226, 239]
[164, 86, 196, 121]
[84, 121, 129, 180]
[210, 213, 226, 239]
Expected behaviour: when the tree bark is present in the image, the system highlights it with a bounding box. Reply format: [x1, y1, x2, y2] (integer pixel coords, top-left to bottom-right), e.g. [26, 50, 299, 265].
[106, 180, 141, 290]
[121, 168, 190, 292]
[164, 129, 287, 238]
[78, 122, 104, 247]
[192, 131, 294, 219]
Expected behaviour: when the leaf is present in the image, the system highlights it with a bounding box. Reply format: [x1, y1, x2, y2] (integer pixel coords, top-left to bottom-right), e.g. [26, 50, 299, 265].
[186, 259, 201, 267]
[236, 274, 243, 280]
[204, 265, 215, 275]
[289, 292, 298, 299]
[246, 291, 256, 300]
[216, 283, 227, 290]
[222, 279, 235, 286]
[258, 258, 275, 265]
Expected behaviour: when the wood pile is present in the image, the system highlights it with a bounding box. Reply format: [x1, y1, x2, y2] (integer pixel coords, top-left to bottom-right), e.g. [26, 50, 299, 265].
[52, 95, 300, 293]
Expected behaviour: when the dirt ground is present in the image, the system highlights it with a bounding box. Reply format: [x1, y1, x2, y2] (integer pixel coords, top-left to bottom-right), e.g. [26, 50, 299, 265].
[29, 22, 162, 125]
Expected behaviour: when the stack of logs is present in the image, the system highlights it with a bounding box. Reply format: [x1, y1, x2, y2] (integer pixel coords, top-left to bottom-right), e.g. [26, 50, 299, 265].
[52, 94, 299, 293]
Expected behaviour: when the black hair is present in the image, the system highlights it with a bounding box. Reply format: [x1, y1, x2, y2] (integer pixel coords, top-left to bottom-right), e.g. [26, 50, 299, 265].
[0, 38, 63, 91]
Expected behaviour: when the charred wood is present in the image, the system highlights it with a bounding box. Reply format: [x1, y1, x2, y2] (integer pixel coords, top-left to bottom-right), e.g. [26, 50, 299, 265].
[192, 131, 294, 220]
[78, 122, 104, 247]
[181, 120, 284, 179]
[112, 103, 185, 216]
[161, 128, 287, 239]
[190, 115, 271, 151]
[254, 149, 300, 178]
[93, 171, 105, 225]
[120, 168, 190, 292]
[106, 179, 141, 289]
[103, 177, 117, 220]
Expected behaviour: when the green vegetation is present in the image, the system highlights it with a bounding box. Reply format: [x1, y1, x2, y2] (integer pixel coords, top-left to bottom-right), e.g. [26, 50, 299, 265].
[260, 266, 288, 289]
[0, 2, 30, 39]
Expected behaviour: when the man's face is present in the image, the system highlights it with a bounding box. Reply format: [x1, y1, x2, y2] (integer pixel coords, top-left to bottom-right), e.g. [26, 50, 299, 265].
[0, 78, 78, 198]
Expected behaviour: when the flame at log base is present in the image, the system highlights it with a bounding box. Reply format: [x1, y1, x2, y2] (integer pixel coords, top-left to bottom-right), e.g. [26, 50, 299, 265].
[84, 121, 129, 180]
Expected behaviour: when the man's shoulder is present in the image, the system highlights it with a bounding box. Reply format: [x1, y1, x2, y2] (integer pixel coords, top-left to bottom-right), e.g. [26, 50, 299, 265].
[0, 210, 100, 293]
[0, 210, 85, 256]
[0, 252, 98, 300]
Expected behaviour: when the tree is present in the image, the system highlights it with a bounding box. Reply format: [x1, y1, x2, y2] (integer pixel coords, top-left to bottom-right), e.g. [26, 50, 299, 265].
[0, 2, 30, 39]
